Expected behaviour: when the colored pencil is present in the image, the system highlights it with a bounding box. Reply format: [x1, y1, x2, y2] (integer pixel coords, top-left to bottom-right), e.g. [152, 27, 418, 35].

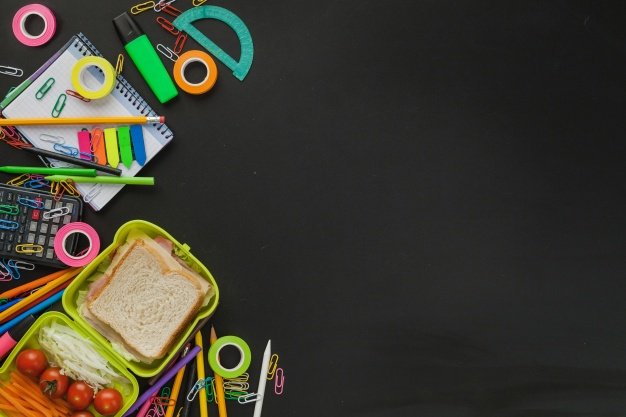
[0, 115, 164, 126]
[45, 175, 155, 185]
[0, 166, 97, 176]
[165, 345, 190, 417]
[23, 146, 122, 176]
[0, 268, 79, 323]
[0, 290, 65, 334]
[210, 326, 227, 417]
[2, 280, 71, 323]
[195, 331, 208, 417]
[0, 269, 70, 300]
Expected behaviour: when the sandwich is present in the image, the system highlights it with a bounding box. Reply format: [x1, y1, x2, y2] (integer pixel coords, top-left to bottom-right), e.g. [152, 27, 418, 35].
[79, 233, 214, 363]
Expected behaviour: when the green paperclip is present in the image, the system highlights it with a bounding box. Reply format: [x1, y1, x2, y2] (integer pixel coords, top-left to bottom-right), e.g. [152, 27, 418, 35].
[205, 377, 214, 403]
[36, 77, 55, 99]
[0, 205, 18, 215]
[224, 390, 247, 400]
[51, 94, 67, 118]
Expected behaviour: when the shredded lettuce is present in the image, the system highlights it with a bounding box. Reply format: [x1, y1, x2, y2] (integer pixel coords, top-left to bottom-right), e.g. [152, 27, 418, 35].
[38, 322, 131, 393]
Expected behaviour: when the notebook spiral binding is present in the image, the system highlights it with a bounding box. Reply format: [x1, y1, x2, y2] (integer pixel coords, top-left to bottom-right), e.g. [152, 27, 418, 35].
[73, 33, 173, 139]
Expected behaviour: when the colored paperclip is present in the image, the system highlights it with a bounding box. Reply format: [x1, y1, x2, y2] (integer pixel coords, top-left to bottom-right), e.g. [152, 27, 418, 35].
[237, 393, 262, 404]
[24, 178, 49, 189]
[224, 390, 248, 400]
[186, 380, 205, 401]
[51, 93, 67, 118]
[36, 77, 55, 100]
[130, 1, 155, 14]
[7, 260, 35, 270]
[205, 377, 215, 403]
[60, 180, 80, 197]
[15, 244, 43, 254]
[157, 44, 179, 62]
[154, 0, 177, 12]
[40, 133, 65, 144]
[0, 220, 18, 231]
[192, 0, 208, 6]
[6, 174, 30, 186]
[0, 263, 12, 282]
[42, 206, 70, 220]
[274, 368, 284, 395]
[66, 89, 91, 102]
[16, 197, 43, 209]
[3, 261, 20, 280]
[173, 33, 188, 54]
[0, 205, 19, 215]
[161, 3, 181, 17]
[156, 16, 180, 35]
[226, 373, 250, 383]
[53, 143, 79, 156]
[115, 54, 124, 75]
[83, 184, 102, 203]
[266, 353, 279, 380]
[0, 66, 23, 77]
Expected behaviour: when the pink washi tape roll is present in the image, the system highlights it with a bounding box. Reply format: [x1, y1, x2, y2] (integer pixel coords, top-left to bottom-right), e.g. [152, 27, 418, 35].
[53, 222, 101, 267]
[12, 4, 57, 47]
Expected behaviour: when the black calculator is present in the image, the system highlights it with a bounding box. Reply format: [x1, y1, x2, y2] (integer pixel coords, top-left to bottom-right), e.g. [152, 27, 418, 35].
[0, 183, 83, 268]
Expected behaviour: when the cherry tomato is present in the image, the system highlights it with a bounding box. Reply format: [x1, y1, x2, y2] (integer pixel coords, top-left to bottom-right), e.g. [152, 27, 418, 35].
[67, 381, 94, 410]
[93, 388, 123, 416]
[16, 349, 48, 377]
[71, 411, 94, 417]
[39, 367, 69, 399]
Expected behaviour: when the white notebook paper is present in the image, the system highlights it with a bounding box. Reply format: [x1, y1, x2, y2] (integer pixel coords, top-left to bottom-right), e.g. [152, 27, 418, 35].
[0, 33, 173, 211]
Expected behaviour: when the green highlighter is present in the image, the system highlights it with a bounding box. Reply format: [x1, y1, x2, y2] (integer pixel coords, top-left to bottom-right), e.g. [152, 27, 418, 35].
[113, 12, 178, 104]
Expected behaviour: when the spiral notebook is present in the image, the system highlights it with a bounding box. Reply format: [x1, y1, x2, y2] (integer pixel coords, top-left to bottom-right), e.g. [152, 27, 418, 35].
[0, 33, 173, 211]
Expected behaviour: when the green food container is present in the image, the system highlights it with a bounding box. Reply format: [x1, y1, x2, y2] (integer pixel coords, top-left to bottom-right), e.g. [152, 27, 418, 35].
[0, 311, 139, 417]
[63, 220, 220, 377]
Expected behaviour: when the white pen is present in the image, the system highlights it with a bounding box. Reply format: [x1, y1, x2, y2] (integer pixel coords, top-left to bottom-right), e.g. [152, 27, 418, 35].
[253, 340, 272, 417]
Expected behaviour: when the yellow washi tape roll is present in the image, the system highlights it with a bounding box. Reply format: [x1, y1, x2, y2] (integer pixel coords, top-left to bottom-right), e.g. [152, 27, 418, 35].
[71, 56, 116, 100]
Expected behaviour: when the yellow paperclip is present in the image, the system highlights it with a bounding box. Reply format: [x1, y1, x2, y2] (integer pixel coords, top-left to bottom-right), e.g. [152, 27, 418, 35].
[6, 174, 31, 186]
[15, 244, 43, 254]
[130, 1, 155, 14]
[226, 373, 249, 383]
[266, 353, 279, 380]
[192, 0, 207, 6]
[60, 180, 80, 196]
[115, 54, 124, 75]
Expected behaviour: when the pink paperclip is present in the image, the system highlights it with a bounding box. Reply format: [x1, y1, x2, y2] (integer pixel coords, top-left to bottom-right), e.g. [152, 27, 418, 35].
[274, 368, 284, 395]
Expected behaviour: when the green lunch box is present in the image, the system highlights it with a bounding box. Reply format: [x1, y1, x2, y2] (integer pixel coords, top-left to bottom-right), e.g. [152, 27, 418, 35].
[63, 219, 220, 378]
[0, 311, 139, 417]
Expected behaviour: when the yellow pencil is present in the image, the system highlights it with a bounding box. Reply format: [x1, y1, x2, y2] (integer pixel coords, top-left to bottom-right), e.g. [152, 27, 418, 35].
[195, 331, 208, 417]
[210, 326, 227, 417]
[0, 268, 79, 323]
[0, 115, 164, 126]
[164, 346, 189, 417]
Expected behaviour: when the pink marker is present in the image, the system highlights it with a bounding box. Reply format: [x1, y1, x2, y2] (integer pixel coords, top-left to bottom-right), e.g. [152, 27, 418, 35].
[0, 315, 35, 360]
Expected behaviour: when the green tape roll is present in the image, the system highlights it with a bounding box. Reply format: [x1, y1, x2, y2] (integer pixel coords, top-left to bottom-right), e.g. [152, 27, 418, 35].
[208, 335, 252, 378]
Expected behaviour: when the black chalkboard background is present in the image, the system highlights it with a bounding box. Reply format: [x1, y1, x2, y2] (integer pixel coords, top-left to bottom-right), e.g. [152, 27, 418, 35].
[2, 1, 626, 416]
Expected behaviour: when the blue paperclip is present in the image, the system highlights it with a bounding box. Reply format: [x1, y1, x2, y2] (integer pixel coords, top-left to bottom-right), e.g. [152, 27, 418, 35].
[0, 220, 18, 231]
[53, 143, 79, 156]
[2, 260, 20, 280]
[24, 179, 50, 189]
[16, 197, 43, 209]
[79, 151, 97, 161]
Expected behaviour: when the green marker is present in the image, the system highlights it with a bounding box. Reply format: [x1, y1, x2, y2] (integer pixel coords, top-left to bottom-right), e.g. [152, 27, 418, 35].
[113, 12, 178, 104]
[0, 166, 97, 176]
[45, 175, 155, 185]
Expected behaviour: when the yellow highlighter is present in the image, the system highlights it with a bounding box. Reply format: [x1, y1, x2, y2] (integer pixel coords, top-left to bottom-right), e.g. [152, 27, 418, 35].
[195, 331, 208, 417]
[104, 127, 120, 168]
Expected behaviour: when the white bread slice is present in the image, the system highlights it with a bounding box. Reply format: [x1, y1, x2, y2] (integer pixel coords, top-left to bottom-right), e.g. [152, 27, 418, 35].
[85, 237, 206, 361]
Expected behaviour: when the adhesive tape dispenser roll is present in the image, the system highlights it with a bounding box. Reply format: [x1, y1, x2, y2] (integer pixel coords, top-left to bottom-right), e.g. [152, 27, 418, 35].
[173, 50, 218, 95]
[53, 222, 101, 267]
[12, 4, 57, 47]
[207, 335, 252, 379]
[71, 57, 117, 100]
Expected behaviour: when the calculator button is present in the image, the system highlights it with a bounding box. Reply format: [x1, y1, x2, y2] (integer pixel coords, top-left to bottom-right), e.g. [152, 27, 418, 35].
[44, 199, 52, 210]
[32, 210, 40, 221]
[54, 201, 62, 209]
[16, 235, 22, 244]
[19, 215, 26, 223]
[66, 202, 74, 212]
[37, 235, 46, 246]
[6, 193, 13, 202]
[46, 249, 54, 259]
[5, 244, 11, 252]
[35, 250, 43, 258]
[40, 223, 49, 234]
[26, 233, 35, 243]
[7, 234, 13, 242]
[50, 225, 58, 235]
[29, 222, 37, 233]
[19, 226, 25, 234]
[63, 215, 71, 224]
[0, 232, 4, 240]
